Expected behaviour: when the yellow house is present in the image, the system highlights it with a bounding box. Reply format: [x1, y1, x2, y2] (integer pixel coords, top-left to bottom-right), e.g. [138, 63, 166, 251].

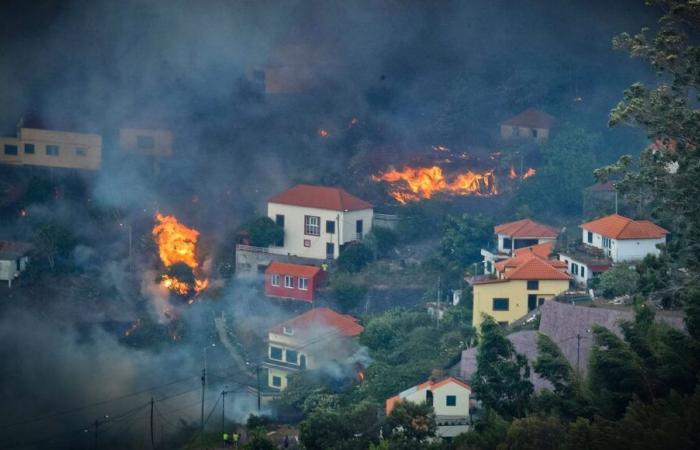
[0, 123, 102, 171]
[470, 255, 570, 329]
[263, 307, 364, 390]
[118, 127, 173, 158]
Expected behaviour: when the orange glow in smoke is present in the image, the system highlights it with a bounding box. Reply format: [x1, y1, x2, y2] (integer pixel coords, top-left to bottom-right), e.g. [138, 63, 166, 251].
[152, 213, 208, 296]
[373, 165, 497, 204]
[509, 166, 537, 180]
[318, 128, 329, 138]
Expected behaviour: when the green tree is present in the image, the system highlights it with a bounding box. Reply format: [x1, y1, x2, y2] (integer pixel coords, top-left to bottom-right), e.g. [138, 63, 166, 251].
[472, 316, 533, 418]
[331, 273, 368, 312]
[503, 415, 566, 450]
[31, 222, 77, 271]
[242, 427, 277, 450]
[246, 216, 283, 247]
[366, 226, 398, 259]
[337, 242, 373, 273]
[452, 408, 509, 450]
[385, 400, 436, 447]
[440, 213, 493, 268]
[597, 264, 640, 298]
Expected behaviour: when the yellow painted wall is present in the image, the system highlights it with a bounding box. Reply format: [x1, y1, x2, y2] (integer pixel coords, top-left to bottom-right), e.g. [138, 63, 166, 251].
[0, 127, 101, 170]
[267, 367, 290, 390]
[119, 128, 173, 157]
[472, 279, 569, 328]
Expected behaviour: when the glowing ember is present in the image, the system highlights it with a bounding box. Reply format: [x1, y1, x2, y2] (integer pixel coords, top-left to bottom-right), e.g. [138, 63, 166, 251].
[509, 166, 518, 179]
[349, 117, 359, 128]
[509, 166, 537, 180]
[373, 165, 497, 204]
[152, 213, 208, 296]
[318, 128, 329, 138]
[523, 167, 536, 179]
[124, 319, 141, 337]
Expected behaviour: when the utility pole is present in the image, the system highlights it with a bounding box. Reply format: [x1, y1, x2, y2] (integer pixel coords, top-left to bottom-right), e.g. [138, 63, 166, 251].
[436, 276, 441, 327]
[200, 368, 206, 439]
[150, 397, 155, 450]
[94, 419, 100, 450]
[256, 365, 261, 412]
[576, 334, 582, 375]
[614, 190, 619, 214]
[221, 389, 227, 443]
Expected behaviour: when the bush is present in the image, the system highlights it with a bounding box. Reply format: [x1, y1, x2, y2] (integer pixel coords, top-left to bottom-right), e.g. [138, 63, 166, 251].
[331, 274, 368, 312]
[246, 216, 283, 247]
[598, 264, 640, 298]
[337, 242, 373, 273]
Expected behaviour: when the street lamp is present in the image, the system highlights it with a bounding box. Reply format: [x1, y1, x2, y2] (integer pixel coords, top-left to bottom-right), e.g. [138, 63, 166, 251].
[201, 343, 216, 438]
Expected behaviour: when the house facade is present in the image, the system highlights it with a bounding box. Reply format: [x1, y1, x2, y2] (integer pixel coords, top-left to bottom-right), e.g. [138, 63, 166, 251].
[0, 241, 31, 287]
[470, 255, 570, 329]
[267, 184, 373, 260]
[386, 377, 472, 438]
[500, 108, 555, 142]
[118, 127, 173, 158]
[0, 122, 102, 171]
[579, 214, 668, 262]
[264, 261, 325, 303]
[264, 307, 363, 390]
[481, 219, 559, 274]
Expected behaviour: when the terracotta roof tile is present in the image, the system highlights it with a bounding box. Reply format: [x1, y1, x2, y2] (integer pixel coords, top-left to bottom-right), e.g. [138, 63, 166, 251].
[268, 184, 372, 211]
[580, 214, 668, 240]
[270, 307, 363, 338]
[504, 256, 570, 281]
[514, 241, 555, 259]
[501, 108, 556, 129]
[494, 219, 559, 238]
[265, 261, 321, 278]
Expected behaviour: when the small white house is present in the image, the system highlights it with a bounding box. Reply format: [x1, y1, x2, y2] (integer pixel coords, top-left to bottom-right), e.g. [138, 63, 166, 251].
[500, 108, 556, 142]
[386, 377, 471, 438]
[267, 184, 373, 260]
[557, 251, 612, 286]
[482, 219, 559, 274]
[0, 241, 31, 287]
[579, 214, 668, 263]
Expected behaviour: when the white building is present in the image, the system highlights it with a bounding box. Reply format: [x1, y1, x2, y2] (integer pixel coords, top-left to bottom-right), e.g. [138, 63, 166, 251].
[481, 219, 559, 274]
[0, 241, 31, 287]
[267, 184, 373, 260]
[386, 377, 472, 438]
[579, 214, 668, 263]
[500, 108, 556, 143]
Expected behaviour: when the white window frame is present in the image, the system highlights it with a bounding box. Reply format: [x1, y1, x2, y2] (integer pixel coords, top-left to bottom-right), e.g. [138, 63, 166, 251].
[284, 275, 294, 289]
[282, 326, 294, 336]
[271, 274, 280, 286]
[298, 277, 308, 291]
[304, 215, 320, 236]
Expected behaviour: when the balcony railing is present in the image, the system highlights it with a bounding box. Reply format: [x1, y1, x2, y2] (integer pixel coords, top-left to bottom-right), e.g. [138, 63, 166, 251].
[236, 244, 288, 255]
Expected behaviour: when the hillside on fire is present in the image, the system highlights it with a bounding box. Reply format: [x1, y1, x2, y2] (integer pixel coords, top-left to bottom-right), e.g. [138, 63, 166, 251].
[1, 1, 700, 449]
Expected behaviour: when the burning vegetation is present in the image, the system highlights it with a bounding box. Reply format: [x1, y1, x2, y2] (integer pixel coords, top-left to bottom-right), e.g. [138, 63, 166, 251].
[373, 165, 497, 204]
[152, 213, 209, 296]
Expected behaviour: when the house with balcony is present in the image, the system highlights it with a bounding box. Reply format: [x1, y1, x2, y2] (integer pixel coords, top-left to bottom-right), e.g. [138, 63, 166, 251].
[481, 219, 559, 274]
[386, 377, 472, 438]
[267, 184, 373, 261]
[469, 253, 570, 329]
[0, 115, 102, 171]
[500, 108, 555, 142]
[579, 214, 668, 262]
[264, 261, 325, 303]
[263, 307, 364, 391]
[0, 241, 31, 287]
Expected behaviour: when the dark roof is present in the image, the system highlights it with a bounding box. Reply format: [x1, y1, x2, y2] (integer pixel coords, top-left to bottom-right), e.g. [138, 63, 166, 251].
[268, 184, 372, 211]
[0, 241, 32, 260]
[501, 108, 556, 129]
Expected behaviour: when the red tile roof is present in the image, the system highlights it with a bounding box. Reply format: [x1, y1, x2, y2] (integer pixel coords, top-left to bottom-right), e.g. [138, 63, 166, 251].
[504, 256, 570, 281]
[495, 219, 559, 238]
[501, 108, 556, 129]
[265, 261, 321, 278]
[580, 214, 668, 240]
[268, 184, 372, 211]
[514, 241, 555, 259]
[270, 307, 363, 338]
[386, 377, 471, 414]
[495, 245, 567, 274]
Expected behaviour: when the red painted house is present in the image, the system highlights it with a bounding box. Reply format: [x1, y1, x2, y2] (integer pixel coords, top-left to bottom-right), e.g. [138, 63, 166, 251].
[265, 261, 325, 302]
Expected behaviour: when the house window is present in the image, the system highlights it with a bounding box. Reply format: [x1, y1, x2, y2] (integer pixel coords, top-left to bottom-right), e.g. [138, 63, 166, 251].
[75, 147, 87, 156]
[326, 243, 335, 259]
[492, 298, 509, 311]
[587, 231, 593, 244]
[271, 274, 280, 286]
[286, 350, 298, 364]
[137, 135, 155, 149]
[580, 266, 586, 277]
[298, 277, 308, 290]
[284, 275, 294, 288]
[303, 239, 311, 247]
[282, 326, 294, 336]
[24, 143, 35, 154]
[531, 129, 538, 138]
[527, 280, 539, 290]
[275, 214, 285, 227]
[602, 237, 612, 249]
[46, 145, 59, 156]
[326, 220, 335, 234]
[446, 395, 457, 407]
[304, 215, 320, 236]
[270, 346, 283, 360]
[572, 263, 579, 276]
[3, 144, 18, 155]
[356, 220, 364, 240]
[271, 375, 282, 388]
[426, 390, 434, 406]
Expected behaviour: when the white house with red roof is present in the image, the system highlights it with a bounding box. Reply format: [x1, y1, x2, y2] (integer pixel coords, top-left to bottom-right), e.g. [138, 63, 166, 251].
[263, 307, 364, 390]
[267, 184, 373, 260]
[579, 214, 668, 262]
[481, 219, 559, 274]
[386, 377, 472, 437]
[500, 108, 556, 142]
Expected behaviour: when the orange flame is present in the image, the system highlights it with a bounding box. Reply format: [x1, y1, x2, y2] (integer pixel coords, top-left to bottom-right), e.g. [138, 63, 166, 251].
[523, 167, 536, 179]
[509, 166, 537, 180]
[509, 166, 518, 179]
[318, 128, 329, 138]
[373, 165, 497, 204]
[152, 213, 208, 296]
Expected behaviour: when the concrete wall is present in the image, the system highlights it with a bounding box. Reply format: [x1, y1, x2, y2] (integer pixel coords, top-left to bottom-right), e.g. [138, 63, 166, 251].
[472, 279, 570, 328]
[0, 127, 102, 170]
[267, 203, 372, 260]
[0, 256, 28, 285]
[119, 128, 173, 157]
[581, 228, 664, 262]
[432, 383, 470, 417]
[500, 124, 549, 142]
